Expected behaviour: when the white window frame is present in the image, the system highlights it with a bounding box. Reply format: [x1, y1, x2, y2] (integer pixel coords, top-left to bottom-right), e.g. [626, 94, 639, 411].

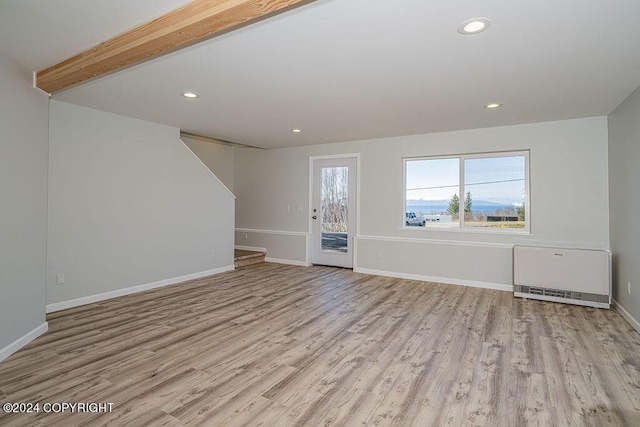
[403, 150, 530, 234]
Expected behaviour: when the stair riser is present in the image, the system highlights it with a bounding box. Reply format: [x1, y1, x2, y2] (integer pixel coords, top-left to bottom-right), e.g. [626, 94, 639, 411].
[235, 256, 265, 268]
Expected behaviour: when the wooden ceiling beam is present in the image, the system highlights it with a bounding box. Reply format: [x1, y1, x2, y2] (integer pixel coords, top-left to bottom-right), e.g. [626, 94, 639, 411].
[36, 0, 314, 94]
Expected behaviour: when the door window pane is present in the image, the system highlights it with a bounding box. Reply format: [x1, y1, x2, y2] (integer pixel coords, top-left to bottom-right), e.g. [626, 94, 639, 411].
[321, 167, 348, 253]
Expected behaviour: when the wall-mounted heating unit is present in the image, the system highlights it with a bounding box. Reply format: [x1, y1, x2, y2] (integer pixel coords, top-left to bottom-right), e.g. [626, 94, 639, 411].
[513, 245, 611, 308]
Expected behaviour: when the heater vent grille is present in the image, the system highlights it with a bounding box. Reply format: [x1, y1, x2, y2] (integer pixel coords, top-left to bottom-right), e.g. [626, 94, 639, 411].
[514, 285, 609, 304]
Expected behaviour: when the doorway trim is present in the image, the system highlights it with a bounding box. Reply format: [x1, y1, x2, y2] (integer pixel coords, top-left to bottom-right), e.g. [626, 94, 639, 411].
[308, 153, 361, 267]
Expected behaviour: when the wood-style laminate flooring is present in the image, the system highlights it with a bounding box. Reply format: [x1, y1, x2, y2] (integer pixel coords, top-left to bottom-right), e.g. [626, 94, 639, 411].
[1, 263, 639, 426]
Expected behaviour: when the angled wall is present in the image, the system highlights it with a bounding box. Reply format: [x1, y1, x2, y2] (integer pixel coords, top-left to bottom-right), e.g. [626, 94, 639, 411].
[608, 84, 640, 330]
[0, 50, 49, 361]
[47, 101, 235, 310]
[181, 135, 234, 193]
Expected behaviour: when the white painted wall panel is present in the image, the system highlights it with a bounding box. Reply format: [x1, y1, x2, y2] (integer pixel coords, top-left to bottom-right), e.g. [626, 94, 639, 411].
[0, 49, 49, 358]
[47, 101, 235, 306]
[356, 237, 514, 290]
[609, 84, 640, 324]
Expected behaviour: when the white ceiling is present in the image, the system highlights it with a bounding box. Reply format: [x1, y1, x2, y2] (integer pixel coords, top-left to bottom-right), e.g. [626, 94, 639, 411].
[2, 0, 640, 149]
[0, 0, 193, 70]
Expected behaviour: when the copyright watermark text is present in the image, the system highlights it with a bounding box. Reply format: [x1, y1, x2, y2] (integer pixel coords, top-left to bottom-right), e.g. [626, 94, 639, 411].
[2, 402, 114, 414]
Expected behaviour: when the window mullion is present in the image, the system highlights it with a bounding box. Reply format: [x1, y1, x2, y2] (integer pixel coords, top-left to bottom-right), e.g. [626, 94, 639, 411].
[459, 156, 465, 229]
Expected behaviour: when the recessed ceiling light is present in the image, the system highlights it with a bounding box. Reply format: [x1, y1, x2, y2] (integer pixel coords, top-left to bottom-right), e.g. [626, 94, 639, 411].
[484, 103, 502, 109]
[181, 92, 199, 98]
[291, 129, 302, 133]
[457, 18, 492, 35]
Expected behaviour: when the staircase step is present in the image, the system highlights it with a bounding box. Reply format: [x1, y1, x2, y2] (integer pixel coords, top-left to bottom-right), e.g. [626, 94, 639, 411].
[234, 250, 266, 268]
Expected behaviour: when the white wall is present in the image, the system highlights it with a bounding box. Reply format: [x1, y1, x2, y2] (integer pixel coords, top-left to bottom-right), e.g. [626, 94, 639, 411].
[0, 50, 49, 361]
[182, 135, 234, 192]
[47, 101, 235, 309]
[234, 117, 610, 286]
[608, 85, 640, 328]
[234, 146, 312, 263]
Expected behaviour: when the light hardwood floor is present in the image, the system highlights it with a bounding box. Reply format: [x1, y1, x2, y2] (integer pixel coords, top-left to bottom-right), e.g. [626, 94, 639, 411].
[1, 263, 639, 426]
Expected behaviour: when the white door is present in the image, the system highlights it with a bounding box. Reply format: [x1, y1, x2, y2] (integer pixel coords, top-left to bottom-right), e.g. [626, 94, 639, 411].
[311, 157, 357, 268]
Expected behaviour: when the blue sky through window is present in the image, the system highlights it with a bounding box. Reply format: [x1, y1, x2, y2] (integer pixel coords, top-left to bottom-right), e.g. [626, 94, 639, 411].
[406, 155, 525, 205]
[465, 156, 525, 205]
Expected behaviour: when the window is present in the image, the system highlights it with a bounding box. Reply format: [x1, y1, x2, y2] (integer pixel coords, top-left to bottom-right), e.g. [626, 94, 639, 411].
[404, 151, 529, 232]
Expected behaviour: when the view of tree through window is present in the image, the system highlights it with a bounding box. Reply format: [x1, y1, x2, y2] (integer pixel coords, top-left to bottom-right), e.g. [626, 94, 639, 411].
[321, 166, 348, 233]
[405, 152, 528, 231]
[321, 166, 349, 253]
[464, 156, 526, 228]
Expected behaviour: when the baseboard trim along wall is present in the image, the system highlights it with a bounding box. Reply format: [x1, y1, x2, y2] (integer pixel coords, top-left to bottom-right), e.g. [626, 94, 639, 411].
[354, 267, 513, 292]
[613, 299, 640, 334]
[265, 257, 311, 267]
[0, 322, 48, 363]
[46, 265, 235, 313]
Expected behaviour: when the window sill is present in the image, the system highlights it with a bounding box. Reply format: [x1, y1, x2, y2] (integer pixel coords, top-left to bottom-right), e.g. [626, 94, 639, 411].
[401, 226, 531, 235]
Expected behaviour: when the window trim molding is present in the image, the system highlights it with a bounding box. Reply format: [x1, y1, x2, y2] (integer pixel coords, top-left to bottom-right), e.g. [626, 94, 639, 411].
[403, 150, 530, 234]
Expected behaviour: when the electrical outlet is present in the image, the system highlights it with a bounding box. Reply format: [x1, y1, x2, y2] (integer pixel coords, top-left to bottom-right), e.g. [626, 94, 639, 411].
[56, 273, 65, 285]
[377, 250, 383, 259]
[287, 205, 291, 212]
[244, 233, 248, 240]
[628, 281, 632, 295]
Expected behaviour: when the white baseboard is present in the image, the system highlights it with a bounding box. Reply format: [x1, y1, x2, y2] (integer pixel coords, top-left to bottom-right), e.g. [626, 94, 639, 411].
[354, 267, 512, 292]
[0, 322, 48, 363]
[265, 257, 311, 267]
[235, 245, 267, 252]
[46, 265, 235, 313]
[613, 299, 640, 334]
